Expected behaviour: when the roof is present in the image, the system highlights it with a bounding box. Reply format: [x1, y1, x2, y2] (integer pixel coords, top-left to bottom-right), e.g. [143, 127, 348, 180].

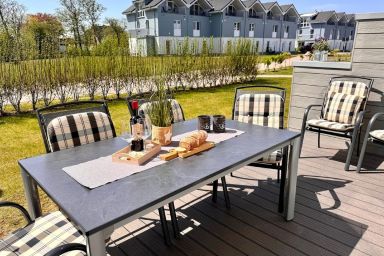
[209, 0, 233, 11]
[279, 4, 292, 12]
[346, 14, 355, 22]
[123, 0, 174, 14]
[310, 11, 336, 23]
[262, 2, 276, 10]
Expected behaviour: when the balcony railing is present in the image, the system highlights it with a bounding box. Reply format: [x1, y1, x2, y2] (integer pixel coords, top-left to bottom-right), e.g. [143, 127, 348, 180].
[284, 16, 297, 22]
[267, 16, 281, 21]
[225, 11, 243, 17]
[248, 14, 263, 19]
[190, 11, 207, 17]
[128, 28, 151, 37]
[161, 6, 183, 14]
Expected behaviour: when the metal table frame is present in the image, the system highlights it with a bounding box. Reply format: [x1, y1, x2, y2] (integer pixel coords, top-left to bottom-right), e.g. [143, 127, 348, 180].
[20, 120, 301, 256]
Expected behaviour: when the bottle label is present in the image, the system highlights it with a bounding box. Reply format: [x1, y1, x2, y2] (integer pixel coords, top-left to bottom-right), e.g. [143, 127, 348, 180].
[132, 123, 144, 137]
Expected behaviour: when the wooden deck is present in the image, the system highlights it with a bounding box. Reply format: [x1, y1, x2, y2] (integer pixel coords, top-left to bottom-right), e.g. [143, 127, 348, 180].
[106, 132, 384, 256]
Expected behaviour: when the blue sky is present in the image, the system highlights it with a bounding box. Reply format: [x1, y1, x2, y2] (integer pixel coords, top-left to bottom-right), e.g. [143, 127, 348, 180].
[17, 0, 384, 22]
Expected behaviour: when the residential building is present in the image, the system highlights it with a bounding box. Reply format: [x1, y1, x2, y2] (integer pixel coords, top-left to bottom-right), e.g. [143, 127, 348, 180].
[297, 11, 356, 51]
[123, 0, 299, 55]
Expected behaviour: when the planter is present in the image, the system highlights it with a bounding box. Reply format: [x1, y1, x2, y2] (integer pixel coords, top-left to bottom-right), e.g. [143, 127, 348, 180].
[152, 125, 172, 146]
[313, 50, 328, 62]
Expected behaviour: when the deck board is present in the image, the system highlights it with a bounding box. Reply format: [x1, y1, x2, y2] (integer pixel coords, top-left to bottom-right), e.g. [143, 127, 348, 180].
[106, 133, 384, 256]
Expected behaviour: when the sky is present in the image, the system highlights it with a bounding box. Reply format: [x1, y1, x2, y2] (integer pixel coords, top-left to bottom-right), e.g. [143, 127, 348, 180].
[17, 0, 384, 22]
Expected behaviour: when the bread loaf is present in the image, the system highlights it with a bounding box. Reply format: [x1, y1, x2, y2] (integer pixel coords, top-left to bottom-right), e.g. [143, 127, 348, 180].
[179, 131, 208, 151]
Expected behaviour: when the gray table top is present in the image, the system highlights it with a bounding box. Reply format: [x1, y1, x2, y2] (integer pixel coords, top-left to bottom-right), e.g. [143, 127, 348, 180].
[19, 119, 300, 235]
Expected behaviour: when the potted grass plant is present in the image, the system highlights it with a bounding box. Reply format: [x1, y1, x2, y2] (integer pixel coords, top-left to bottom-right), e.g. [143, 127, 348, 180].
[147, 85, 173, 146]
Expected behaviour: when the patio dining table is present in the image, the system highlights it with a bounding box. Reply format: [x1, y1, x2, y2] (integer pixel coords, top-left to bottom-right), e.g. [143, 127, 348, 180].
[18, 119, 301, 256]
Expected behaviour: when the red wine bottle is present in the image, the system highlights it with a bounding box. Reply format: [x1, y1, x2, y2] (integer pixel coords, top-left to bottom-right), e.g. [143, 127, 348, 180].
[130, 100, 144, 151]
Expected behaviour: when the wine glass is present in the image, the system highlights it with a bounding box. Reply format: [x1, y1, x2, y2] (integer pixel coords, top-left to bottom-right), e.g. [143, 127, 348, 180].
[141, 117, 152, 140]
[120, 120, 132, 143]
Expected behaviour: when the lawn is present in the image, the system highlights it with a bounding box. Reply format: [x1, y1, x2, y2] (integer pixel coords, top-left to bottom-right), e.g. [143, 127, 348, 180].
[0, 77, 292, 237]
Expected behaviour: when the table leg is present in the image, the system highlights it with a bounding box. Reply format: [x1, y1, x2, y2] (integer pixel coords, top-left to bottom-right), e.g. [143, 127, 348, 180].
[86, 231, 106, 256]
[20, 166, 42, 220]
[284, 137, 301, 221]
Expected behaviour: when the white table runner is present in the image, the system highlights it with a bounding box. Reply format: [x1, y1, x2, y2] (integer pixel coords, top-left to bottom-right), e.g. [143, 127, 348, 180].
[63, 128, 245, 189]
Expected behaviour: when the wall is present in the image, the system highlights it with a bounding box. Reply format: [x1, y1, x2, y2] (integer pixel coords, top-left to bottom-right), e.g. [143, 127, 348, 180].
[288, 13, 384, 156]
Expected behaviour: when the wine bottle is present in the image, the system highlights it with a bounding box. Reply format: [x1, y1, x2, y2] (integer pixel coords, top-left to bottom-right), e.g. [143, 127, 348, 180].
[130, 100, 144, 152]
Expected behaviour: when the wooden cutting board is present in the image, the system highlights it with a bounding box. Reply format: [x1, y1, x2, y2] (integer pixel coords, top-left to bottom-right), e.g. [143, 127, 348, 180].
[178, 141, 215, 158]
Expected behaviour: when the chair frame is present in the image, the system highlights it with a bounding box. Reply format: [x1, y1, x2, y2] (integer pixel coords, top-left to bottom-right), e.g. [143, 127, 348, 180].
[300, 76, 374, 171]
[0, 201, 87, 255]
[357, 112, 384, 173]
[126, 93, 186, 122]
[36, 101, 116, 154]
[215, 85, 289, 212]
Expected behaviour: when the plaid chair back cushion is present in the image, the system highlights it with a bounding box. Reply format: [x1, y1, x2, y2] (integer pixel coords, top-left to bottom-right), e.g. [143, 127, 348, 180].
[323, 92, 364, 124]
[47, 111, 114, 152]
[234, 94, 284, 129]
[138, 99, 184, 126]
[329, 80, 369, 98]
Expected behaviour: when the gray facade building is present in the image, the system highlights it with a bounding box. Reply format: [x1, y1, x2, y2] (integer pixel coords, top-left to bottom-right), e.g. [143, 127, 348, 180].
[297, 11, 356, 52]
[123, 0, 299, 54]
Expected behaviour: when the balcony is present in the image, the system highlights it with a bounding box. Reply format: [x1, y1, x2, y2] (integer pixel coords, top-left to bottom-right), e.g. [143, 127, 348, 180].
[267, 15, 281, 21]
[248, 14, 263, 19]
[128, 28, 151, 38]
[161, 6, 183, 14]
[189, 10, 208, 17]
[225, 11, 243, 17]
[283, 16, 297, 22]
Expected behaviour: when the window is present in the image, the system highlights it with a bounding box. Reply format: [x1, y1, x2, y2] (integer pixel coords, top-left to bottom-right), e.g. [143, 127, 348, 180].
[249, 23, 255, 32]
[234, 22, 240, 31]
[227, 5, 236, 16]
[350, 30, 354, 36]
[249, 9, 256, 18]
[190, 4, 202, 15]
[136, 20, 140, 28]
[285, 26, 289, 33]
[289, 42, 292, 51]
[299, 29, 302, 35]
[166, 0, 174, 11]
[174, 20, 181, 29]
[310, 29, 314, 38]
[138, 10, 145, 18]
[273, 25, 278, 33]
[300, 19, 309, 28]
[145, 20, 149, 30]
[193, 21, 200, 31]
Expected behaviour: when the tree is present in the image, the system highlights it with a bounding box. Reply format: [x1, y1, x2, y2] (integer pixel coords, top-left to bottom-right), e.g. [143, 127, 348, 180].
[0, 0, 26, 61]
[24, 13, 64, 58]
[104, 18, 127, 46]
[82, 0, 105, 45]
[57, 0, 84, 49]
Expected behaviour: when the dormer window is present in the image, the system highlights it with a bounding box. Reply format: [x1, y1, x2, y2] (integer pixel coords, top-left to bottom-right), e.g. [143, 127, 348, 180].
[249, 9, 257, 18]
[227, 5, 236, 16]
[190, 3, 203, 16]
[138, 10, 145, 18]
[166, 0, 175, 11]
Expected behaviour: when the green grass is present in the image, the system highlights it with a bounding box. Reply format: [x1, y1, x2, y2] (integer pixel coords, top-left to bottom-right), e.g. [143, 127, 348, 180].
[0, 77, 291, 237]
[261, 67, 293, 75]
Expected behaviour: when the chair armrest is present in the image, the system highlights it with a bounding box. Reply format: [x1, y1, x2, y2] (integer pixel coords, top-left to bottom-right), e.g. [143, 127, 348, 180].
[301, 104, 323, 132]
[0, 201, 32, 224]
[366, 112, 384, 134]
[46, 243, 87, 256]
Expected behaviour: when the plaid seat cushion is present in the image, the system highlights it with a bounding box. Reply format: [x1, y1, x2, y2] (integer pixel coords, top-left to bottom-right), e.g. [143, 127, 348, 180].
[235, 93, 284, 164]
[234, 94, 284, 129]
[307, 119, 355, 132]
[47, 112, 114, 152]
[370, 130, 384, 142]
[139, 99, 184, 125]
[0, 211, 85, 256]
[257, 150, 282, 164]
[323, 93, 364, 125]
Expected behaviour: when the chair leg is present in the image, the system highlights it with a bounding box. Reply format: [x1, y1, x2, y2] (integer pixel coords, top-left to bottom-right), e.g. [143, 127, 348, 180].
[230, 172, 234, 177]
[158, 207, 171, 246]
[212, 180, 218, 203]
[357, 135, 371, 173]
[277, 164, 281, 183]
[221, 177, 231, 209]
[168, 202, 180, 239]
[317, 129, 321, 148]
[357, 128, 361, 156]
[345, 127, 359, 171]
[299, 126, 305, 158]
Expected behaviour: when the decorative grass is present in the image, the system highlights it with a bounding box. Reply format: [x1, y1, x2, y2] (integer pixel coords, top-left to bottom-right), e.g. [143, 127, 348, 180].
[0, 77, 291, 237]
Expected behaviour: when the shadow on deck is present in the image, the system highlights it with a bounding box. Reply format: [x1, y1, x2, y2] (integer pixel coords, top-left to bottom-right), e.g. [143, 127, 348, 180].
[106, 132, 384, 256]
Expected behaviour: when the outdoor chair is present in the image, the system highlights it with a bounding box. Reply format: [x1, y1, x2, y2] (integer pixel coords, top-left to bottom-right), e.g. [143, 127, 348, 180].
[214, 86, 289, 212]
[0, 201, 86, 255]
[300, 76, 374, 171]
[36, 101, 178, 245]
[357, 112, 384, 172]
[127, 93, 185, 124]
